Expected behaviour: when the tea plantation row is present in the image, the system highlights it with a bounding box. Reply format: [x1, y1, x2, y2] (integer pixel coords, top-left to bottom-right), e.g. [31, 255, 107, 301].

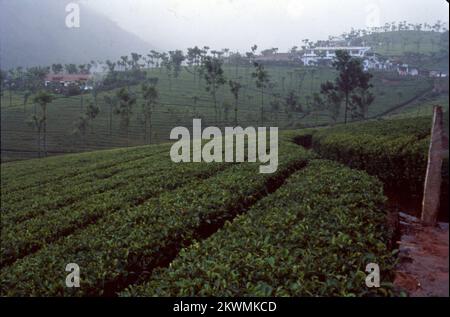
[2, 117, 426, 296]
[1, 142, 315, 296]
[291, 116, 448, 218]
[122, 160, 395, 297]
[1, 139, 251, 266]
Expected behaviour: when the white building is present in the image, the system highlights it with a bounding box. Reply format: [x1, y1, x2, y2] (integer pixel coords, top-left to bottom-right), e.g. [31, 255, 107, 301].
[363, 54, 394, 71]
[409, 68, 419, 76]
[301, 46, 371, 66]
[397, 64, 409, 76]
[430, 71, 448, 78]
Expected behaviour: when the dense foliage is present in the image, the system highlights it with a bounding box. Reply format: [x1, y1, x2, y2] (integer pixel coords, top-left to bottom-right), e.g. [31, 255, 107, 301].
[122, 160, 395, 297]
[294, 116, 448, 218]
[0, 142, 315, 296]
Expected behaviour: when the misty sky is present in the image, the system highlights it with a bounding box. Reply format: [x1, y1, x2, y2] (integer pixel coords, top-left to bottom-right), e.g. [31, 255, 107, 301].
[82, 0, 449, 52]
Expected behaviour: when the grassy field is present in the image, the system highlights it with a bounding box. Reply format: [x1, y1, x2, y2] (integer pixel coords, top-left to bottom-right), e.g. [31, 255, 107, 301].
[1, 64, 434, 162]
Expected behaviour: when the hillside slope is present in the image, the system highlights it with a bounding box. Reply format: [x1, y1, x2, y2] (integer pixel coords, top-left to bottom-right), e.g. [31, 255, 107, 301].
[359, 30, 449, 71]
[361, 30, 448, 56]
[0, 0, 153, 69]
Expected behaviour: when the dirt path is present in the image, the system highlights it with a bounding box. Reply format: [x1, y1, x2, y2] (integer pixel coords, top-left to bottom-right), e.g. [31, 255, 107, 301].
[394, 212, 449, 297]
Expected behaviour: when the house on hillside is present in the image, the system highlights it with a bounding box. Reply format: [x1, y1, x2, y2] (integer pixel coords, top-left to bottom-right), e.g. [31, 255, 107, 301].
[429, 70, 448, 78]
[409, 68, 419, 76]
[301, 46, 371, 66]
[363, 53, 394, 71]
[397, 64, 409, 76]
[44, 74, 92, 88]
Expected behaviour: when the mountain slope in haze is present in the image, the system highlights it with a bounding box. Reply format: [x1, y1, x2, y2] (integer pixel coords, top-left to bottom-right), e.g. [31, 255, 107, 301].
[0, 0, 154, 69]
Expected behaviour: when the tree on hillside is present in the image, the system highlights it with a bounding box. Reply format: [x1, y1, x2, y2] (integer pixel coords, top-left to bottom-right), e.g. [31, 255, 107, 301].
[141, 80, 159, 144]
[104, 60, 118, 86]
[228, 52, 245, 78]
[186, 46, 202, 84]
[169, 50, 185, 79]
[349, 78, 374, 120]
[229, 80, 242, 126]
[72, 100, 99, 145]
[51, 64, 63, 74]
[72, 115, 89, 147]
[246, 45, 258, 60]
[150, 50, 161, 68]
[64, 64, 78, 74]
[103, 94, 118, 136]
[285, 90, 303, 113]
[284, 90, 307, 125]
[252, 62, 270, 126]
[130, 53, 142, 71]
[85, 99, 100, 133]
[319, 81, 343, 123]
[270, 94, 281, 126]
[202, 56, 226, 125]
[78, 64, 87, 74]
[31, 91, 54, 157]
[144, 53, 153, 69]
[115, 88, 136, 147]
[160, 53, 173, 91]
[25, 66, 49, 93]
[222, 48, 230, 58]
[190, 95, 200, 114]
[119, 55, 129, 71]
[332, 50, 373, 124]
[23, 90, 32, 113]
[0, 70, 5, 98]
[245, 45, 258, 80]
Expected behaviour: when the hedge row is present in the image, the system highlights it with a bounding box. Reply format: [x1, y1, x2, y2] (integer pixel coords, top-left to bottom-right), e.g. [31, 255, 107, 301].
[1, 148, 170, 222]
[0, 142, 314, 296]
[312, 117, 433, 139]
[1, 144, 169, 192]
[1, 159, 228, 267]
[122, 160, 396, 297]
[292, 116, 448, 218]
[312, 133, 429, 204]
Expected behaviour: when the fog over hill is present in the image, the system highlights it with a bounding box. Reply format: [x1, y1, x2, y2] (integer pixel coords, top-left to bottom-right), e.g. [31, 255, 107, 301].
[0, 0, 154, 69]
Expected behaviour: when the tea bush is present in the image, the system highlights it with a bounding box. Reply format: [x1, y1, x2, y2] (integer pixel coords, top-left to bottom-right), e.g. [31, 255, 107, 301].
[122, 160, 395, 297]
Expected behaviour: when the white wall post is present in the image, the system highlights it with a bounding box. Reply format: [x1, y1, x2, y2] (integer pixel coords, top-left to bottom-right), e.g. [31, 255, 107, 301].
[421, 106, 444, 226]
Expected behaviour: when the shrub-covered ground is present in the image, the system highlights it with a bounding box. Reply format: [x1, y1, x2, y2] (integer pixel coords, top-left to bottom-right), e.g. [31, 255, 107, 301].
[289, 116, 448, 220]
[122, 160, 395, 297]
[2, 115, 443, 296]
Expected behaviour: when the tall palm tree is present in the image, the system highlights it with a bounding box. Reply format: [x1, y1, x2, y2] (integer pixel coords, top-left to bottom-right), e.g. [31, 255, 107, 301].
[32, 91, 54, 157]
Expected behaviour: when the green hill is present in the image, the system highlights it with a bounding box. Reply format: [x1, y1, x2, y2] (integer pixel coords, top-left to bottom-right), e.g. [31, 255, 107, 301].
[0, 65, 434, 162]
[361, 30, 448, 58]
[0, 0, 153, 69]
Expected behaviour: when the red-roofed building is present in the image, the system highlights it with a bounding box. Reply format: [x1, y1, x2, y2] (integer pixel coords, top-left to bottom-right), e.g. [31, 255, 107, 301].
[45, 74, 92, 87]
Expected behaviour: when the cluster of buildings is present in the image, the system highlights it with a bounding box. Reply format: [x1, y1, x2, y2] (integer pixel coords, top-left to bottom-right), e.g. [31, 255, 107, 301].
[254, 46, 447, 78]
[300, 46, 370, 66]
[44, 74, 94, 91]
